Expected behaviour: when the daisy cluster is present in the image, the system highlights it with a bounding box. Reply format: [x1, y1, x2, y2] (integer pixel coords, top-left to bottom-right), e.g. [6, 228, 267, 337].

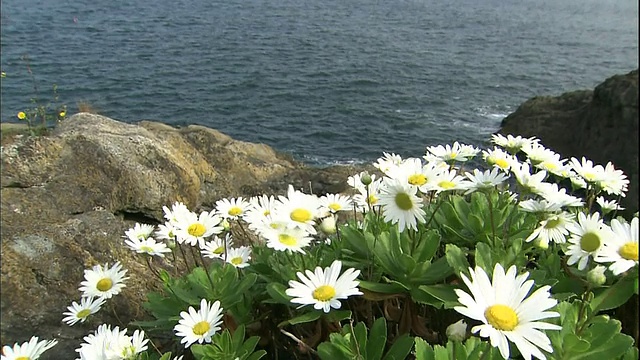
[3, 134, 636, 360]
[117, 191, 365, 349]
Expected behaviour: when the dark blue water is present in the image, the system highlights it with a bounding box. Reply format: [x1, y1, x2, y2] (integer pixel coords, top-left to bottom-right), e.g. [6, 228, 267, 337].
[1, 0, 637, 165]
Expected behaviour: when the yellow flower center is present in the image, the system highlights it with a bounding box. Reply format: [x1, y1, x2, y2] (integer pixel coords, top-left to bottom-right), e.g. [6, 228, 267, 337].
[188, 223, 206, 237]
[96, 278, 113, 292]
[438, 180, 456, 189]
[583, 172, 597, 182]
[484, 304, 518, 331]
[230, 257, 243, 265]
[312, 285, 336, 301]
[449, 152, 458, 159]
[140, 245, 154, 253]
[17, 111, 26, 120]
[192, 321, 211, 336]
[279, 234, 298, 246]
[290, 208, 312, 223]
[228, 207, 243, 216]
[263, 210, 271, 216]
[495, 159, 509, 169]
[543, 161, 557, 170]
[213, 245, 225, 255]
[618, 242, 638, 261]
[328, 203, 342, 212]
[408, 174, 427, 186]
[580, 232, 601, 253]
[544, 217, 561, 229]
[367, 194, 378, 205]
[76, 309, 92, 319]
[394, 192, 413, 211]
[15, 357, 29, 360]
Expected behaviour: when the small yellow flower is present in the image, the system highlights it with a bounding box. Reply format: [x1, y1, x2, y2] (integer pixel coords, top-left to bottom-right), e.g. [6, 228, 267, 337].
[59, 110, 66, 118]
[17, 111, 26, 120]
[1, 71, 6, 78]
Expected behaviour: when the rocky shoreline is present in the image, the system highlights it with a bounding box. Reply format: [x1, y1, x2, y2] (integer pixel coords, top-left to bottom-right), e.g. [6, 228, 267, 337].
[1, 69, 637, 358]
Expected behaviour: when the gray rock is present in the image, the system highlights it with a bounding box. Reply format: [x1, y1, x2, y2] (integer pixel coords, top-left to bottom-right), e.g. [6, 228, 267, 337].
[0, 113, 369, 358]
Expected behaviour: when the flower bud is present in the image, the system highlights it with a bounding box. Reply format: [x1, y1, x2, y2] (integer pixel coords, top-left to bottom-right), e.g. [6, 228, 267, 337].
[166, 238, 177, 250]
[587, 265, 607, 287]
[360, 172, 372, 186]
[445, 319, 467, 342]
[319, 216, 337, 235]
[534, 236, 549, 250]
[221, 219, 231, 232]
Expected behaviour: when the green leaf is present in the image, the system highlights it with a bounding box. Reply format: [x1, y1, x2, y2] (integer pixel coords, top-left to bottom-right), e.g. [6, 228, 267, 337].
[359, 280, 407, 294]
[382, 334, 414, 360]
[418, 284, 460, 308]
[410, 287, 442, 308]
[474, 242, 493, 274]
[590, 274, 637, 314]
[366, 317, 388, 360]
[415, 257, 454, 284]
[445, 244, 471, 278]
[563, 334, 590, 354]
[318, 343, 350, 360]
[325, 310, 352, 323]
[414, 337, 435, 360]
[279, 311, 322, 327]
[265, 282, 292, 305]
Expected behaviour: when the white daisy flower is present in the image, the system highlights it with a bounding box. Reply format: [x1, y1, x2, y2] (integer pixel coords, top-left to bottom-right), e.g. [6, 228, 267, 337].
[525, 212, 574, 246]
[225, 246, 251, 268]
[378, 178, 426, 232]
[538, 183, 584, 209]
[599, 162, 629, 197]
[174, 299, 224, 348]
[124, 223, 155, 242]
[491, 134, 539, 154]
[79, 261, 129, 299]
[427, 168, 470, 194]
[285, 260, 362, 313]
[75, 324, 148, 359]
[568, 157, 605, 184]
[463, 168, 509, 195]
[216, 197, 252, 220]
[162, 201, 191, 226]
[351, 177, 384, 212]
[510, 162, 548, 195]
[454, 263, 561, 360]
[155, 222, 178, 241]
[521, 143, 557, 165]
[262, 226, 313, 254]
[373, 152, 404, 175]
[596, 196, 625, 214]
[319, 193, 353, 216]
[273, 185, 321, 234]
[534, 153, 569, 178]
[244, 195, 277, 231]
[518, 199, 562, 214]
[566, 212, 613, 270]
[347, 172, 378, 193]
[201, 234, 234, 259]
[124, 236, 172, 257]
[62, 296, 106, 326]
[1, 336, 58, 360]
[595, 217, 638, 275]
[483, 147, 518, 172]
[425, 141, 478, 164]
[387, 157, 444, 194]
[174, 210, 223, 247]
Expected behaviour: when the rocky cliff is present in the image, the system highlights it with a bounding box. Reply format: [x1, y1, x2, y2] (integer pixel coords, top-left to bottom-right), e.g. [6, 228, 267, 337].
[0, 113, 370, 358]
[499, 69, 638, 213]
